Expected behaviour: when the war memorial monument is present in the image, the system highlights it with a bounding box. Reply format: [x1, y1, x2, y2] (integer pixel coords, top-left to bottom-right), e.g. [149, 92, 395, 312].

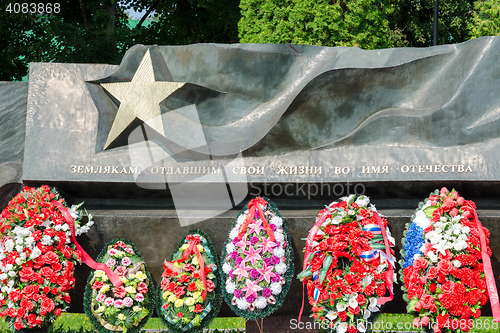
[1, 37, 500, 323]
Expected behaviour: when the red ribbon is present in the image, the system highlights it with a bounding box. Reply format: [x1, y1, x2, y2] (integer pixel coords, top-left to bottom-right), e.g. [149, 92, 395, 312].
[299, 204, 338, 323]
[473, 210, 500, 322]
[53, 201, 123, 287]
[237, 198, 275, 242]
[173, 235, 208, 300]
[373, 212, 394, 305]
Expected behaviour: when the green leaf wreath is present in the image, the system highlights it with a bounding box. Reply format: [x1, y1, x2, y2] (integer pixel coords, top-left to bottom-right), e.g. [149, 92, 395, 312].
[83, 239, 155, 333]
[157, 229, 222, 333]
[220, 197, 294, 320]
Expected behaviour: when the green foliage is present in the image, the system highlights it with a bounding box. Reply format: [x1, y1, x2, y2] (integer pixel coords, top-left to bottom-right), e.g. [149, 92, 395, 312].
[239, 0, 400, 49]
[470, 0, 500, 37]
[1, 0, 240, 81]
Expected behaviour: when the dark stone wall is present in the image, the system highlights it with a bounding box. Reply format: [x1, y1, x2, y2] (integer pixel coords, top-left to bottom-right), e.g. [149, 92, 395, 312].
[67, 208, 500, 317]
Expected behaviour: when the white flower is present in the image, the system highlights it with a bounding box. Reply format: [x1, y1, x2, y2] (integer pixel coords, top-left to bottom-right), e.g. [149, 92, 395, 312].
[357, 321, 367, 333]
[336, 322, 348, 333]
[15, 245, 23, 252]
[355, 195, 370, 207]
[41, 235, 53, 246]
[254, 297, 267, 309]
[222, 262, 232, 274]
[453, 240, 468, 251]
[368, 297, 380, 312]
[361, 276, 372, 288]
[332, 216, 342, 224]
[275, 263, 287, 275]
[363, 309, 371, 320]
[349, 297, 358, 309]
[236, 214, 246, 226]
[24, 237, 35, 247]
[270, 282, 282, 295]
[225, 281, 236, 294]
[347, 210, 355, 216]
[427, 251, 438, 263]
[273, 247, 285, 258]
[30, 247, 41, 260]
[15, 258, 22, 265]
[226, 242, 236, 253]
[8, 271, 16, 277]
[274, 232, 284, 242]
[336, 302, 347, 312]
[229, 227, 239, 240]
[413, 210, 431, 229]
[452, 260, 461, 268]
[0, 274, 7, 280]
[270, 216, 283, 227]
[326, 311, 337, 321]
[236, 298, 249, 310]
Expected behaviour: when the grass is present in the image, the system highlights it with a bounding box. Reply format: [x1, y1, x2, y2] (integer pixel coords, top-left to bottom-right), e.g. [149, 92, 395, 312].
[0, 313, 497, 332]
[0, 314, 245, 332]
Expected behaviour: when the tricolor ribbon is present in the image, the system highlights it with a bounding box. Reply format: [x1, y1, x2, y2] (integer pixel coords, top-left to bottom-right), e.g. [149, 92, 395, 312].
[237, 197, 275, 242]
[299, 204, 339, 322]
[373, 212, 394, 305]
[360, 224, 396, 267]
[172, 234, 208, 301]
[473, 209, 500, 322]
[53, 201, 123, 287]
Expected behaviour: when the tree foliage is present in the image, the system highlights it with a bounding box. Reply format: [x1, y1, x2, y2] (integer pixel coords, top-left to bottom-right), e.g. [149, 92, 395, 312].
[470, 0, 500, 37]
[239, 0, 400, 49]
[239, 0, 499, 49]
[0, 0, 240, 81]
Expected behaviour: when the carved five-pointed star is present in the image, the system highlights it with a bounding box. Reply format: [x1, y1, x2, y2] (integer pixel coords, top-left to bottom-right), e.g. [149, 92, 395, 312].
[100, 49, 186, 149]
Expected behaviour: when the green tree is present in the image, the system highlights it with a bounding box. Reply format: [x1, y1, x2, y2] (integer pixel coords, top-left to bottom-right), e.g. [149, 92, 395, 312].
[0, 0, 240, 81]
[470, 0, 500, 37]
[239, 0, 404, 49]
[395, 0, 475, 47]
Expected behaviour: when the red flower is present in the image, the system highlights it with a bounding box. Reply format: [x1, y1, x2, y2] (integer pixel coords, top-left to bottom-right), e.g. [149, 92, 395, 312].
[43, 251, 59, 266]
[167, 282, 177, 292]
[114, 265, 128, 277]
[177, 312, 183, 318]
[92, 280, 104, 290]
[40, 297, 55, 315]
[113, 285, 127, 298]
[175, 274, 189, 283]
[206, 279, 215, 292]
[187, 282, 197, 292]
[376, 284, 386, 297]
[137, 282, 148, 294]
[161, 278, 170, 291]
[19, 266, 37, 283]
[441, 281, 454, 295]
[193, 304, 203, 313]
[175, 286, 185, 298]
[338, 311, 347, 321]
[39, 266, 54, 278]
[183, 263, 195, 272]
[21, 285, 39, 301]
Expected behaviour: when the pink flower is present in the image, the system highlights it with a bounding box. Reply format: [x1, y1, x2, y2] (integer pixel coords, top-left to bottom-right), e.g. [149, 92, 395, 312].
[104, 297, 114, 306]
[96, 293, 106, 303]
[123, 297, 134, 307]
[124, 247, 134, 254]
[108, 248, 117, 256]
[114, 266, 128, 277]
[134, 293, 144, 302]
[121, 257, 132, 266]
[106, 259, 116, 268]
[114, 299, 123, 308]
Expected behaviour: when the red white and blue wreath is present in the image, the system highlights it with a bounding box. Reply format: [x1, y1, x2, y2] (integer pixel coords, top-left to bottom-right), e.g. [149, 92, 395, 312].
[298, 195, 396, 333]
